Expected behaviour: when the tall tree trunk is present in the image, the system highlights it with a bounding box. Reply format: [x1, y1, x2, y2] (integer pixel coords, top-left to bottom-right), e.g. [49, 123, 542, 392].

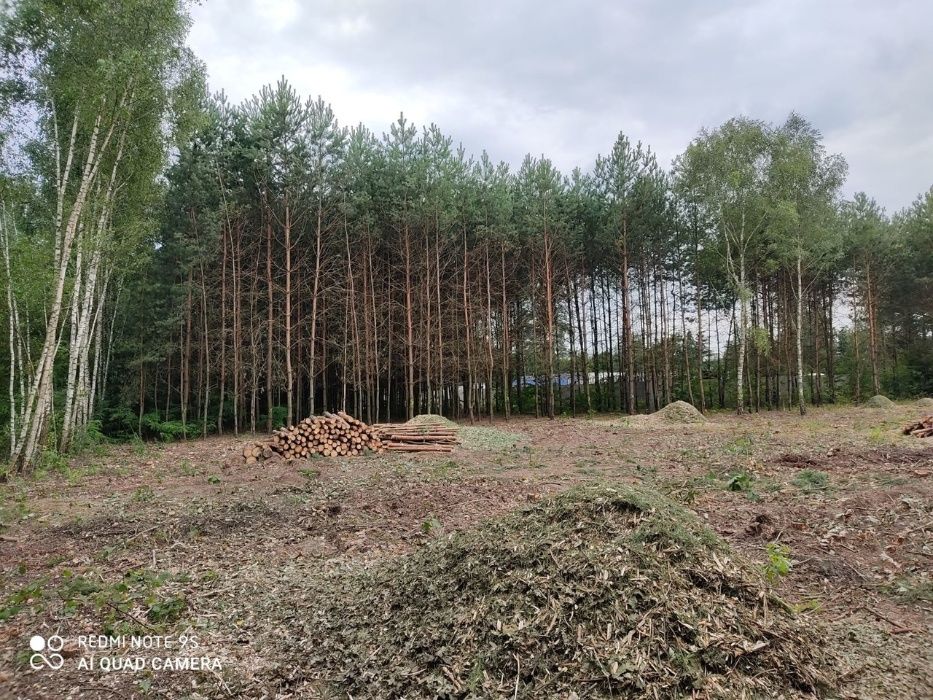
[622, 220, 635, 414]
[795, 249, 806, 415]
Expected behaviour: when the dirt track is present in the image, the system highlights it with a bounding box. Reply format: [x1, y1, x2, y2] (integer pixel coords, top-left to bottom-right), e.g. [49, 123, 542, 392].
[1, 404, 931, 698]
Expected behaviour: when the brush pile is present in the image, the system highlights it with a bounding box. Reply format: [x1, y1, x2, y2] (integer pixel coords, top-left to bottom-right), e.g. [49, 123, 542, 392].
[289, 485, 835, 699]
[374, 415, 460, 453]
[902, 415, 933, 438]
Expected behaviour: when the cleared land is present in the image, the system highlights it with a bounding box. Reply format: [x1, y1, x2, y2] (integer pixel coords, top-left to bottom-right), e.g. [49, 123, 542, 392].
[1, 404, 931, 698]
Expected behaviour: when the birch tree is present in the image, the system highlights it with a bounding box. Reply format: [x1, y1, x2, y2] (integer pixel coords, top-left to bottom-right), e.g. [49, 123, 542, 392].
[1, 0, 201, 468]
[679, 119, 771, 413]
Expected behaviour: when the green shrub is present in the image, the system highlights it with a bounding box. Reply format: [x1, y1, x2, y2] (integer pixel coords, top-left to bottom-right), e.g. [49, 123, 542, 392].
[266, 405, 289, 429]
[71, 419, 108, 454]
[726, 471, 753, 492]
[763, 542, 792, 584]
[139, 413, 187, 442]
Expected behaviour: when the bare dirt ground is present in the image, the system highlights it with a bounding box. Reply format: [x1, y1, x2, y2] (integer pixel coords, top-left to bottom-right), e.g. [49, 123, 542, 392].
[1, 404, 930, 699]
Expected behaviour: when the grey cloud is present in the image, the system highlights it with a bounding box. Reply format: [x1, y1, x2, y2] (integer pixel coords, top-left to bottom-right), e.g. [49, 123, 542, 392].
[190, 0, 933, 211]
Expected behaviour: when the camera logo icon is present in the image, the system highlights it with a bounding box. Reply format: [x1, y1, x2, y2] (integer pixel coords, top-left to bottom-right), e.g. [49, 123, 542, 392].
[29, 635, 65, 670]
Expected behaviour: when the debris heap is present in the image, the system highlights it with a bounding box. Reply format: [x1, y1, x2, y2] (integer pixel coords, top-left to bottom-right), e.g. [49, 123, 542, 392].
[290, 486, 835, 698]
[902, 415, 933, 438]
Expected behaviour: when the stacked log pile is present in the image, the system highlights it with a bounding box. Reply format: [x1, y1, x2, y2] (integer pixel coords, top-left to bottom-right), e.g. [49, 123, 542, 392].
[902, 415, 933, 438]
[242, 412, 461, 462]
[244, 411, 384, 462]
[374, 420, 460, 453]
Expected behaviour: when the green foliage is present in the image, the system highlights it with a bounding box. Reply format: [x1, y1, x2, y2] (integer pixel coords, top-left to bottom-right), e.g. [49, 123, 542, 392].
[420, 515, 444, 537]
[748, 327, 771, 354]
[726, 471, 754, 492]
[0, 0, 929, 438]
[37, 448, 69, 473]
[53, 567, 185, 633]
[147, 595, 186, 623]
[70, 420, 108, 456]
[139, 413, 186, 442]
[267, 406, 289, 430]
[0, 580, 45, 621]
[763, 542, 792, 584]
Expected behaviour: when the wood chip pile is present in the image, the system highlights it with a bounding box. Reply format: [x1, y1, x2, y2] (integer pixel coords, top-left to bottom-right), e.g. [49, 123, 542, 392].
[902, 415, 933, 438]
[243, 412, 460, 462]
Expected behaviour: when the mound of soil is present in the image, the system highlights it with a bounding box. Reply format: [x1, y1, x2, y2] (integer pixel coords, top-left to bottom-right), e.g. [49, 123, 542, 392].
[407, 413, 457, 428]
[294, 486, 833, 698]
[865, 395, 896, 409]
[652, 400, 706, 424]
[917, 397, 933, 408]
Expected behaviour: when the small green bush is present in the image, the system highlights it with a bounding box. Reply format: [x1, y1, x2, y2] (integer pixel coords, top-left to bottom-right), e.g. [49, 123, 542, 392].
[726, 471, 753, 492]
[763, 542, 792, 584]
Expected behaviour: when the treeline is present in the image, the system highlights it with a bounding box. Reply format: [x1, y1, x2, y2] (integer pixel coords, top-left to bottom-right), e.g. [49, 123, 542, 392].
[1, 1, 931, 468]
[126, 83, 932, 436]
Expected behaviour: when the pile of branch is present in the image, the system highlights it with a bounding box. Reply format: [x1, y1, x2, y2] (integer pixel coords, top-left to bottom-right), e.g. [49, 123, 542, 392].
[902, 415, 933, 438]
[244, 411, 384, 462]
[374, 420, 460, 453]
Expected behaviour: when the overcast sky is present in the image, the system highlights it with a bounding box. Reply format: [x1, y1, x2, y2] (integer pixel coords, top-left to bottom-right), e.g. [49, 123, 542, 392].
[188, 0, 932, 213]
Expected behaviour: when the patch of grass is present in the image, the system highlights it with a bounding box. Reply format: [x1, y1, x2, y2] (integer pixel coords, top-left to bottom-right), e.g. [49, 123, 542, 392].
[723, 434, 755, 457]
[790, 599, 822, 614]
[874, 473, 908, 487]
[132, 485, 154, 502]
[429, 459, 459, 480]
[299, 467, 320, 481]
[867, 426, 887, 445]
[54, 567, 184, 633]
[207, 475, 221, 485]
[0, 491, 32, 527]
[179, 460, 196, 476]
[37, 448, 70, 475]
[131, 436, 149, 457]
[793, 469, 830, 492]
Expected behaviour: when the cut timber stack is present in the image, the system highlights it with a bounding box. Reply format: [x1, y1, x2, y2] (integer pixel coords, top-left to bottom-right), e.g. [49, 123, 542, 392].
[244, 411, 384, 462]
[902, 415, 933, 438]
[374, 419, 460, 453]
